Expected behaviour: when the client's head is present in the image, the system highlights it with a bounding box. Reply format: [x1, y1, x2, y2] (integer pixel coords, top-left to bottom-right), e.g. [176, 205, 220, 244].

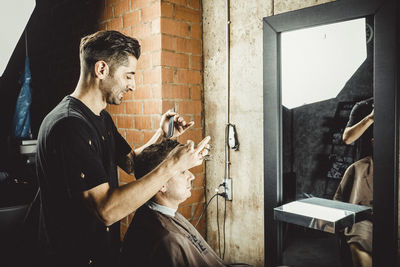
[134, 139, 195, 209]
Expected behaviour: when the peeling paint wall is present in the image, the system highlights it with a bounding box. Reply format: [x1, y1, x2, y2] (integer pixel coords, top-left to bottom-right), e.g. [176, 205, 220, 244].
[203, 0, 335, 266]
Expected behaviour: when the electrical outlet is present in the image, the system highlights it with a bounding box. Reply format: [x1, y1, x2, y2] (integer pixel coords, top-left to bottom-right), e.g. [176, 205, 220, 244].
[222, 178, 232, 201]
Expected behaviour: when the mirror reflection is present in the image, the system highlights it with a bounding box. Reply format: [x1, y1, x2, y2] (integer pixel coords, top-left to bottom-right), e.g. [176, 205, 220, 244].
[281, 17, 374, 267]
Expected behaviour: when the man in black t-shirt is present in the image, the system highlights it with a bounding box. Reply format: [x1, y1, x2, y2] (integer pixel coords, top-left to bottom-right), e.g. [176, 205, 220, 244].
[36, 31, 211, 267]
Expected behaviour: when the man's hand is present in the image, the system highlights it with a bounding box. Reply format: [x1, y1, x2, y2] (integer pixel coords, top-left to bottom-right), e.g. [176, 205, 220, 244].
[167, 136, 211, 172]
[160, 109, 195, 139]
[367, 109, 374, 122]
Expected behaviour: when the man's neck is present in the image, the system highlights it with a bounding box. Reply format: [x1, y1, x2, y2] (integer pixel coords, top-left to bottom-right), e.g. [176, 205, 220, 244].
[147, 201, 177, 217]
[155, 196, 180, 210]
[71, 76, 106, 115]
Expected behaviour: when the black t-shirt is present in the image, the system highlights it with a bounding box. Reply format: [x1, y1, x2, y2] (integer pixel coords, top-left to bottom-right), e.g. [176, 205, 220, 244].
[346, 97, 374, 159]
[36, 96, 131, 267]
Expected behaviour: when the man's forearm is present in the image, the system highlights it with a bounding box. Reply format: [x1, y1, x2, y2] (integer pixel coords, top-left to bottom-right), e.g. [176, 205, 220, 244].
[343, 116, 373, 144]
[99, 159, 178, 225]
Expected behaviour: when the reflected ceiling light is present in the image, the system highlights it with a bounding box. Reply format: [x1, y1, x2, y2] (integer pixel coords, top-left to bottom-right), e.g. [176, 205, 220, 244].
[0, 0, 35, 77]
[281, 18, 367, 109]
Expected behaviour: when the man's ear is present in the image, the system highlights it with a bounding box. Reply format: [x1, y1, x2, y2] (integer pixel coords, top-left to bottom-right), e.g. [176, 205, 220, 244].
[94, 60, 109, 79]
[160, 185, 167, 193]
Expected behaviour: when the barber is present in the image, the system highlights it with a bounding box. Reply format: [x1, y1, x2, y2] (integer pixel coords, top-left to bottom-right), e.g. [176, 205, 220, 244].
[342, 97, 374, 159]
[36, 30, 210, 267]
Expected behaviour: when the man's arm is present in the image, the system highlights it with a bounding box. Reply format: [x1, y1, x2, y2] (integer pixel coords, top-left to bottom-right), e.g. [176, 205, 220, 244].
[83, 137, 210, 226]
[342, 109, 374, 145]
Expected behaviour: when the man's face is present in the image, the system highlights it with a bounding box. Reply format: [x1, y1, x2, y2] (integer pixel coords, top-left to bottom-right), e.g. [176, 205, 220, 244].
[100, 55, 137, 105]
[164, 170, 195, 204]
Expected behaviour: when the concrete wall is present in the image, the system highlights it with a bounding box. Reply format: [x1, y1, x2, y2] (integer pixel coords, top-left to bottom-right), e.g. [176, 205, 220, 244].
[203, 0, 335, 266]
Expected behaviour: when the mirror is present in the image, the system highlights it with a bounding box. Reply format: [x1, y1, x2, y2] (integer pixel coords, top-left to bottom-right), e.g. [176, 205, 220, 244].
[280, 17, 374, 267]
[263, 1, 399, 266]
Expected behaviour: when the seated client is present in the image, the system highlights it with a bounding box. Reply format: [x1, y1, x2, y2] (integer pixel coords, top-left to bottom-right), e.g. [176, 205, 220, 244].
[120, 140, 246, 267]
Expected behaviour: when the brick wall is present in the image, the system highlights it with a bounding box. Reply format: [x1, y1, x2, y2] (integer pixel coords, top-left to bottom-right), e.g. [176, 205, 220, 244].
[98, 0, 205, 239]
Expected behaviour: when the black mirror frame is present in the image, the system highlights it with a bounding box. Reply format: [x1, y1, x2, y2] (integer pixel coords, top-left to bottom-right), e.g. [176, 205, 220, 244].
[263, 0, 399, 266]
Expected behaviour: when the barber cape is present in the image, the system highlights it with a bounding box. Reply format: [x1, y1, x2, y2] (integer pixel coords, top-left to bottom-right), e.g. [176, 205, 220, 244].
[120, 202, 232, 267]
[333, 156, 373, 252]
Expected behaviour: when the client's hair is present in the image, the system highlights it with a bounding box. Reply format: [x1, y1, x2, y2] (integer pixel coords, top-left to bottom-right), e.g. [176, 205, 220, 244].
[134, 139, 180, 179]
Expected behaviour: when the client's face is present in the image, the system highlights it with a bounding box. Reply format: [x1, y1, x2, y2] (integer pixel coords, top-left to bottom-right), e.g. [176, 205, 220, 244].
[164, 170, 195, 204]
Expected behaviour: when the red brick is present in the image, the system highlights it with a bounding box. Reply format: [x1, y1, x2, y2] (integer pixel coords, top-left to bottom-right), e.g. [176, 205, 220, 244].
[107, 102, 126, 114]
[136, 53, 151, 70]
[98, 22, 108, 31]
[143, 67, 161, 84]
[144, 130, 157, 142]
[141, 35, 161, 53]
[114, 0, 130, 16]
[193, 115, 201, 128]
[121, 223, 128, 240]
[175, 6, 201, 23]
[117, 129, 126, 138]
[176, 69, 202, 84]
[162, 67, 174, 83]
[123, 90, 134, 101]
[120, 168, 135, 183]
[160, 51, 189, 68]
[152, 84, 162, 98]
[133, 86, 151, 100]
[161, 34, 177, 51]
[178, 205, 192, 219]
[151, 50, 162, 66]
[108, 17, 123, 30]
[123, 11, 140, 27]
[190, 55, 202, 70]
[162, 101, 175, 113]
[190, 162, 203, 174]
[117, 115, 134, 128]
[132, 22, 152, 38]
[162, 84, 189, 99]
[106, 0, 119, 6]
[120, 27, 132, 37]
[188, 0, 201, 10]
[191, 85, 201, 100]
[178, 129, 202, 143]
[126, 130, 144, 144]
[128, 211, 136, 222]
[192, 174, 204, 188]
[135, 115, 152, 129]
[161, 2, 174, 18]
[192, 202, 204, 218]
[160, 18, 189, 37]
[132, 0, 149, 9]
[100, 5, 114, 21]
[151, 17, 161, 34]
[190, 24, 202, 39]
[164, 0, 186, 6]
[179, 100, 202, 114]
[144, 100, 163, 114]
[141, 3, 161, 22]
[126, 101, 143, 114]
[135, 70, 144, 85]
[176, 38, 202, 54]
[153, 116, 161, 129]
[182, 188, 204, 205]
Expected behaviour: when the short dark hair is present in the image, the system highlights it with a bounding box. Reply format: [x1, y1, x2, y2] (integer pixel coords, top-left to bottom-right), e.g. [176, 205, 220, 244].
[134, 140, 180, 179]
[79, 30, 141, 74]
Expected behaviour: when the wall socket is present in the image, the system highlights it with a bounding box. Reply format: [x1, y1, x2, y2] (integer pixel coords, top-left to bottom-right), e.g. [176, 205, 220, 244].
[222, 178, 232, 201]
